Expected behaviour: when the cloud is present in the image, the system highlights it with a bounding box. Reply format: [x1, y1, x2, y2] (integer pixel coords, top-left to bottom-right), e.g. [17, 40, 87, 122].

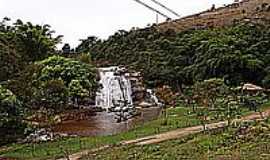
[0, 0, 5, 10]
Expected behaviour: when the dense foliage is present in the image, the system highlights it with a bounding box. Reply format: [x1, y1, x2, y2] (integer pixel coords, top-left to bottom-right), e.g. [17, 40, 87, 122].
[0, 85, 25, 145]
[0, 18, 64, 145]
[78, 22, 270, 90]
[186, 78, 241, 127]
[0, 18, 100, 145]
[8, 56, 98, 111]
[0, 18, 62, 81]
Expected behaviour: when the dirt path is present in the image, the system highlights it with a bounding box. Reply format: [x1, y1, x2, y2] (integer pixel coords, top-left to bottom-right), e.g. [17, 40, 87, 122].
[57, 109, 270, 160]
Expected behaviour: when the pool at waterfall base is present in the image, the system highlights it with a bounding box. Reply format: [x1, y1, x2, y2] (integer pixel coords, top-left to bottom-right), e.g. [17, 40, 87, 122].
[53, 107, 162, 136]
[53, 67, 163, 137]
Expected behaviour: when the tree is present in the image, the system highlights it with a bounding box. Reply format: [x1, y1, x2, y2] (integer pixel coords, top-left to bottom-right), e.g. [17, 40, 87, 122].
[33, 56, 98, 110]
[34, 80, 68, 112]
[0, 36, 23, 81]
[68, 80, 89, 107]
[77, 22, 270, 90]
[76, 36, 100, 54]
[85, 21, 270, 96]
[0, 18, 24, 81]
[7, 56, 98, 112]
[188, 79, 241, 130]
[62, 43, 71, 54]
[13, 19, 62, 62]
[0, 18, 62, 82]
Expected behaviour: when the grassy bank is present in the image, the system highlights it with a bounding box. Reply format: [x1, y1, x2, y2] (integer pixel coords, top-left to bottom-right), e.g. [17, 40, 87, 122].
[81, 119, 270, 160]
[0, 107, 200, 160]
[1, 103, 269, 160]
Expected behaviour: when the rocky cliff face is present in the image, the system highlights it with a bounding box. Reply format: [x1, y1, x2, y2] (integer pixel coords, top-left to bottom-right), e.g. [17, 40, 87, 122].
[127, 70, 161, 107]
[158, 0, 270, 32]
[95, 67, 161, 110]
[127, 71, 144, 104]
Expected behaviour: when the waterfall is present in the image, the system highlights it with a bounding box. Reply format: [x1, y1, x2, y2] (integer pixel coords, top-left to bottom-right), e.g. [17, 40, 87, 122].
[95, 67, 133, 110]
[146, 89, 163, 107]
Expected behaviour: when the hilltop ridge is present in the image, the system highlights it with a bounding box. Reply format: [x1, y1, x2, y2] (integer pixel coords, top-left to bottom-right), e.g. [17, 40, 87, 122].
[158, 0, 270, 32]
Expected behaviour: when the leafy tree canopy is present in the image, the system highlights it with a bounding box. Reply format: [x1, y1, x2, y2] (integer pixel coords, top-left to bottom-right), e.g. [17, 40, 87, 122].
[78, 22, 270, 90]
[17, 56, 99, 110]
[0, 18, 62, 81]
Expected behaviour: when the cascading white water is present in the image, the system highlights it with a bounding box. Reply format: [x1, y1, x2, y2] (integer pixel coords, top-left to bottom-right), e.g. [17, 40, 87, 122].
[146, 89, 163, 107]
[95, 67, 133, 110]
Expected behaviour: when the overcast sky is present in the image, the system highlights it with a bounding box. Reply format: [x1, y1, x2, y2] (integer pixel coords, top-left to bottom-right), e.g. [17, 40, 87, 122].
[0, 0, 233, 47]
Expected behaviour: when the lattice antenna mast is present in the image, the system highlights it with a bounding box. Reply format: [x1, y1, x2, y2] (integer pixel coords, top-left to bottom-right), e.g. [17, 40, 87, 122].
[132, 0, 172, 20]
[150, 0, 180, 17]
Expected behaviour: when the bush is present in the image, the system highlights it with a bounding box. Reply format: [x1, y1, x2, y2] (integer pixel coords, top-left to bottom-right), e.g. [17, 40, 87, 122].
[7, 64, 43, 105]
[78, 53, 92, 64]
[185, 79, 241, 128]
[34, 80, 68, 112]
[0, 85, 26, 145]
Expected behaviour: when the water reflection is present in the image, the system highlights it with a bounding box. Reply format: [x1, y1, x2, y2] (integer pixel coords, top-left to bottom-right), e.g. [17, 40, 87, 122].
[53, 107, 161, 136]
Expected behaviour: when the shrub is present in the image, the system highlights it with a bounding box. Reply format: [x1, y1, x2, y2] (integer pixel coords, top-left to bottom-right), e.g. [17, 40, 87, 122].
[78, 53, 92, 64]
[186, 79, 241, 128]
[34, 79, 68, 112]
[0, 85, 26, 145]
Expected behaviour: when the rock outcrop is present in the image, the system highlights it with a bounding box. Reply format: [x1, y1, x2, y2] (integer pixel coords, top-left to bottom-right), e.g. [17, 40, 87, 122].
[128, 70, 162, 108]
